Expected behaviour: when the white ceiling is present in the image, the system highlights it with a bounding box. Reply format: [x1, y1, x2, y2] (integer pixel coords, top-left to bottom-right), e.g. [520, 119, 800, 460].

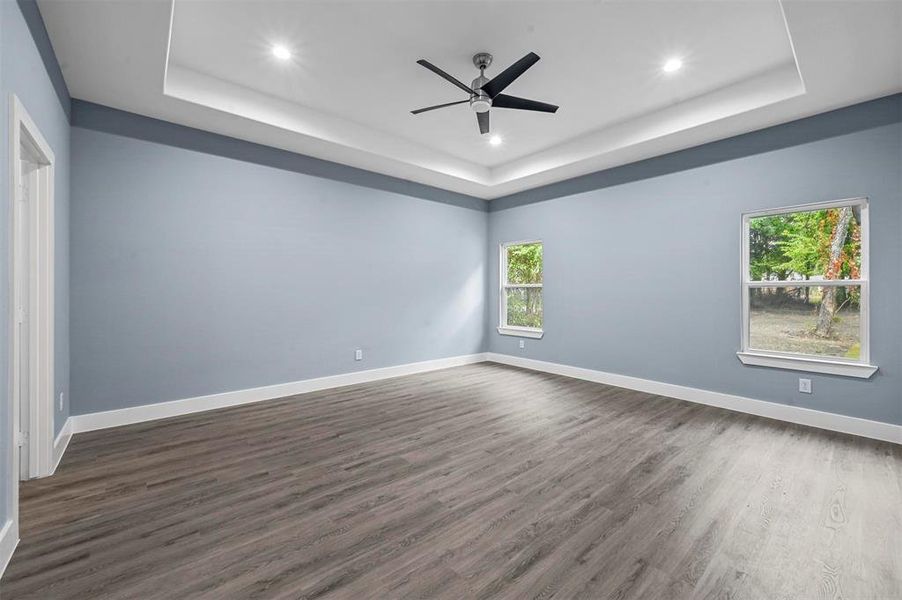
[39, 0, 902, 200]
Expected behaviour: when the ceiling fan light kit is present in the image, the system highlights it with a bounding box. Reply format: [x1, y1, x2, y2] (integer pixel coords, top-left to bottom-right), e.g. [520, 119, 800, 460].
[412, 51, 559, 135]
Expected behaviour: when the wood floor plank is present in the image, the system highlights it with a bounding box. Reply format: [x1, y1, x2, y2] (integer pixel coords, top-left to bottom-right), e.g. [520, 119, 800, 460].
[1, 363, 899, 599]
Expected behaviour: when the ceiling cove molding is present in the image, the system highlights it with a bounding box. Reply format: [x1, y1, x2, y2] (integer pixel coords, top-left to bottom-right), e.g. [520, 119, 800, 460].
[70, 100, 488, 212]
[162, 59, 803, 195]
[163, 64, 492, 189]
[488, 92, 902, 212]
[17, 0, 71, 120]
[488, 61, 805, 191]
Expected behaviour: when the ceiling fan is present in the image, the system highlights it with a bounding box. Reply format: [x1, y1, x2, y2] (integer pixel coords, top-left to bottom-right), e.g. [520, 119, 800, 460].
[411, 52, 559, 135]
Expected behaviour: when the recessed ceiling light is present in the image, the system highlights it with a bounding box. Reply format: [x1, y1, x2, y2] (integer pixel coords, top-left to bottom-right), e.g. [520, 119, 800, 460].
[272, 44, 292, 61]
[489, 135, 503, 146]
[662, 58, 683, 73]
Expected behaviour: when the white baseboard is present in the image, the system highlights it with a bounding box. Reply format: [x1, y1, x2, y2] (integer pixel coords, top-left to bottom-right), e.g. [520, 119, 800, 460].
[0, 519, 19, 582]
[486, 353, 902, 445]
[70, 353, 488, 434]
[64, 351, 901, 444]
[51, 418, 73, 475]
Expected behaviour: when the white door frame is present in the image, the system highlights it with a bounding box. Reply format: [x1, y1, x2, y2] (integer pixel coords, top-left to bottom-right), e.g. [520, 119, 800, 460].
[7, 95, 55, 525]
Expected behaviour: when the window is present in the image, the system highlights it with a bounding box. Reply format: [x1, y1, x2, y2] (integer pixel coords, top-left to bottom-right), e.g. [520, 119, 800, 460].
[498, 241, 544, 338]
[738, 198, 876, 378]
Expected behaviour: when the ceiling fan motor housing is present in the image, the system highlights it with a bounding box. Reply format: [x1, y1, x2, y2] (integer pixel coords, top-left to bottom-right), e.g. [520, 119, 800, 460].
[470, 53, 493, 113]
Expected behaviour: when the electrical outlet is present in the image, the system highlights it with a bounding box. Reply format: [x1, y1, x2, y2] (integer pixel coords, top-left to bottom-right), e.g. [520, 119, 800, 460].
[798, 378, 812, 394]
[519, 340, 525, 349]
[355, 349, 363, 361]
[59, 392, 65, 411]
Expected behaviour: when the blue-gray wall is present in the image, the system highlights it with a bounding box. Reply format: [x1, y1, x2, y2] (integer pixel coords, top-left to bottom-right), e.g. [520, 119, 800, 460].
[487, 102, 902, 426]
[71, 95, 901, 429]
[1, 0, 71, 530]
[70, 126, 486, 414]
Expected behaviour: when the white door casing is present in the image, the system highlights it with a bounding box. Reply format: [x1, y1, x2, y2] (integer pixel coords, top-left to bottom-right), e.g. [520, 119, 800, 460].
[8, 95, 56, 534]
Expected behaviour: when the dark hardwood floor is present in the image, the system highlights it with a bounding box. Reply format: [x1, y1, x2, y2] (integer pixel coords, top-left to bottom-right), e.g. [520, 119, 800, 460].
[2, 362, 900, 599]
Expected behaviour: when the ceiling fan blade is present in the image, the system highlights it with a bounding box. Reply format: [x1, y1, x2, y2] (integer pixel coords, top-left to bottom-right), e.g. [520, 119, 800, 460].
[477, 111, 489, 135]
[491, 94, 558, 113]
[481, 52, 540, 98]
[416, 60, 476, 95]
[410, 100, 470, 115]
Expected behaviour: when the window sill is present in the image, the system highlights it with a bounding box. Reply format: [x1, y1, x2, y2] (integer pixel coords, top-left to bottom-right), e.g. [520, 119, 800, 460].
[497, 326, 544, 339]
[736, 352, 878, 379]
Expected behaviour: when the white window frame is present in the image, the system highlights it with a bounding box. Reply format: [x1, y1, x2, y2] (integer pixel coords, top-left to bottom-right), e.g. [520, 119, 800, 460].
[497, 240, 544, 339]
[737, 197, 877, 378]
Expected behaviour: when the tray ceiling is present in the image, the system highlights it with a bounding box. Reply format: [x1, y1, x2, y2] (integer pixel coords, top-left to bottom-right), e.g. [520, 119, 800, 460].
[39, 0, 902, 199]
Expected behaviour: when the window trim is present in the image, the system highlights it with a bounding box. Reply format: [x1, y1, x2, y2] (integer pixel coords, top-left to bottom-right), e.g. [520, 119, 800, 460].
[738, 197, 877, 378]
[498, 239, 544, 339]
